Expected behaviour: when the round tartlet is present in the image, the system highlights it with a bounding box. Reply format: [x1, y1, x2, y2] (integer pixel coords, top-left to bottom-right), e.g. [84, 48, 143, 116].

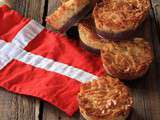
[78, 76, 133, 120]
[93, 0, 150, 40]
[101, 38, 153, 80]
[78, 18, 108, 54]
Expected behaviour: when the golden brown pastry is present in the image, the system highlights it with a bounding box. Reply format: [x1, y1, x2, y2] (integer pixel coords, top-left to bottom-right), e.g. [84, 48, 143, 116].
[46, 0, 100, 33]
[93, 0, 150, 40]
[78, 18, 107, 53]
[101, 38, 153, 80]
[78, 76, 133, 120]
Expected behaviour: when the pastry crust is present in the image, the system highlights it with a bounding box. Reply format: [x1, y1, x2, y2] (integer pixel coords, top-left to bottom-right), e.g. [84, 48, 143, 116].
[78, 18, 108, 51]
[93, 0, 150, 39]
[101, 38, 153, 80]
[46, 0, 101, 32]
[78, 76, 133, 120]
[46, 0, 90, 32]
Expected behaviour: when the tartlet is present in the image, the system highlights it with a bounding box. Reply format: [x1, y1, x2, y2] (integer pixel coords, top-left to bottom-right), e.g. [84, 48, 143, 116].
[78, 76, 133, 120]
[78, 18, 107, 54]
[46, 0, 99, 33]
[93, 0, 150, 40]
[101, 38, 153, 80]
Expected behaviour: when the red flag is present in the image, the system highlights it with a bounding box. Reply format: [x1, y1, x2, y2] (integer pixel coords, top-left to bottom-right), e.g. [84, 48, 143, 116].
[0, 5, 105, 116]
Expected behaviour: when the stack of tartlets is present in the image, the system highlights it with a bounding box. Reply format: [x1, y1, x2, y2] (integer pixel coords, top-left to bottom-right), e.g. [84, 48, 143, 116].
[47, 0, 153, 119]
[78, 17, 107, 54]
[78, 0, 153, 80]
[78, 0, 153, 81]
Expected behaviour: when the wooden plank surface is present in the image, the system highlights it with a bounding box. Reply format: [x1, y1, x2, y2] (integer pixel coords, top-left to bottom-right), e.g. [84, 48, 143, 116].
[0, 0, 160, 120]
[127, 15, 160, 120]
[12, 0, 45, 22]
[0, 89, 40, 120]
[150, 0, 160, 41]
[0, 0, 45, 120]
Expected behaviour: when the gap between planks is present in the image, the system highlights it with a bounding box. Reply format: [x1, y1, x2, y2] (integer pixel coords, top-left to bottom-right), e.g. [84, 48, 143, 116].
[150, 0, 160, 42]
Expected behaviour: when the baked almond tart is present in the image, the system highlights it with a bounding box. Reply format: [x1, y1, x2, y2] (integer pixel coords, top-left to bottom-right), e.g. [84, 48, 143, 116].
[78, 76, 133, 120]
[78, 18, 108, 54]
[93, 0, 150, 40]
[46, 0, 100, 33]
[101, 38, 153, 80]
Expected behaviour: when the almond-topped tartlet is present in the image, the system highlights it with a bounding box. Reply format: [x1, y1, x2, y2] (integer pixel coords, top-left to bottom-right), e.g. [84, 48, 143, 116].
[78, 18, 108, 54]
[78, 76, 133, 120]
[101, 38, 153, 80]
[93, 0, 150, 40]
[46, 0, 100, 33]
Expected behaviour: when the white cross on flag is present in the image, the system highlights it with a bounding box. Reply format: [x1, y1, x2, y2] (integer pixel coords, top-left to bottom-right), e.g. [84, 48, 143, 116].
[0, 5, 105, 116]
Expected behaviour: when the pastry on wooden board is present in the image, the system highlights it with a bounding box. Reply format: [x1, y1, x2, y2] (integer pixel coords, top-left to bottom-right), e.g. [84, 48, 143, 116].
[78, 18, 108, 54]
[101, 38, 153, 80]
[46, 0, 100, 33]
[93, 0, 150, 40]
[78, 76, 133, 120]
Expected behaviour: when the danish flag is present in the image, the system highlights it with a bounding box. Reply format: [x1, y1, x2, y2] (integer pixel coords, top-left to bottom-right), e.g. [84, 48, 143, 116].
[0, 5, 105, 116]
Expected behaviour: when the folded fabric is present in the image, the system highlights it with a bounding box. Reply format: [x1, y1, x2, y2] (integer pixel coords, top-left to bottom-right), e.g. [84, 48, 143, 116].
[0, 5, 105, 116]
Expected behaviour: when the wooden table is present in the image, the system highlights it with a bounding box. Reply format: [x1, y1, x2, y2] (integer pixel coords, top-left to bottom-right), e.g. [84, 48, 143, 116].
[0, 0, 160, 120]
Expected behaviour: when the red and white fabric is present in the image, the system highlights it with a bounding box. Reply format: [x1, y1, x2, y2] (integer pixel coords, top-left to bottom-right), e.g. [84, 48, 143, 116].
[0, 5, 105, 116]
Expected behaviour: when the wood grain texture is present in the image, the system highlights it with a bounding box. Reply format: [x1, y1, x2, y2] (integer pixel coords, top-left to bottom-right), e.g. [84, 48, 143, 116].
[0, 88, 38, 120]
[150, 0, 160, 40]
[126, 9, 160, 119]
[43, 103, 80, 120]
[12, 0, 45, 22]
[150, 0, 160, 10]
[0, 0, 45, 120]
[0, 0, 160, 120]
[154, 5, 160, 39]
